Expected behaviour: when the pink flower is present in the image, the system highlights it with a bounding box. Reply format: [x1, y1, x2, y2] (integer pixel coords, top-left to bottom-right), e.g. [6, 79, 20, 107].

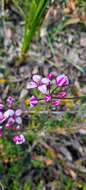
[7, 96, 14, 108]
[5, 109, 22, 125]
[5, 123, 13, 129]
[52, 100, 61, 107]
[44, 95, 52, 103]
[58, 91, 67, 98]
[27, 75, 50, 94]
[48, 73, 55, 80]
[5, 120, 13, 129]
[13, 134, 25, 144]
[56, 74, 69, 87]
[30, 96, 38, 108]
[0, 112, 7, 124]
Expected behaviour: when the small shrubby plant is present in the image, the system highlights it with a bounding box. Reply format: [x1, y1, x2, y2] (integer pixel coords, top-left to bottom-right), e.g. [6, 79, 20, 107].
[1, 73, 82, 145]
[26, 73, 69, 108]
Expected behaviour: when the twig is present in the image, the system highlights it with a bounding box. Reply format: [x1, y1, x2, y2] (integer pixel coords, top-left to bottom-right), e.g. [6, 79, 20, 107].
[52, 95, 86, 100]
[38, 95, 86, 101]
[23, 110, 65, 115]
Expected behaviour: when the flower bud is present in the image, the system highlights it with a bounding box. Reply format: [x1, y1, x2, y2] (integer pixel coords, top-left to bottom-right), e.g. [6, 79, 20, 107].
[52, 100, 61, 107]
[7, 96, 14, 108]
[58, 91, 67, 98]
[30, 96, 38, 108]
[56, 74, 69, 87]
[44, 95, 52, 103]
[13, 134, 25, 144]
[48, 73, 55, 80]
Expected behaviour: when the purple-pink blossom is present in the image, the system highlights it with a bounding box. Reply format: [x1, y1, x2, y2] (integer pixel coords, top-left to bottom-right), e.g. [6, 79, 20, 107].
[44, 95, 52, 103]
[5, 122, 13, 129]
[0, 97, 25, 144]
[52, 100, 61, 107]
[30, 96, 38, 108]
[48, 73, 55, 80]
[56, 74, 69, 87]
[27, 74, 50, 94]
[58, 91, 67, 98]
[5, 109, 22, 125]
[7, 96, 14, 108]
[13, 134, 25, 144]
[0, 112, 7, 124]
[26, 73, 69, 108]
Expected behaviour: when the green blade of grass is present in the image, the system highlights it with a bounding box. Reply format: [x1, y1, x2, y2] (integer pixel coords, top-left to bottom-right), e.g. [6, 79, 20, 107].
[21, 0, 48, 55]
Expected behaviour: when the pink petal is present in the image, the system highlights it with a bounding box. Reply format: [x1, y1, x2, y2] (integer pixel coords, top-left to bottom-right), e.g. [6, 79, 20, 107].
[52, 100, 61, 107]
[48, 73, 55, 80]
[7, 117, 15, 124]
[0, 117, 6, 124]
[44, 95, 52, 103]
[7, 96, 14, 107]
[56, 74, 69, 87]
[15, 109, 22, 116]
[16, 117, 22, 124]
[26, 81, 37, 89]
[5, 123, 13, 129]
[16, 125, 21, 129]
[13, 134, 25, 144]
[41, 77, 50, 85]
[5, 109, 14, 117]
[0, 112, 3, 118]
[0, 103, 4, 110]
[30, 96, 38, 108]
[38, 85, 48, 94]
[58, 91, 67, 98]
[0, 112, 7, 124]
[4, 111, 10, 118]
[32, 75, 41, 83]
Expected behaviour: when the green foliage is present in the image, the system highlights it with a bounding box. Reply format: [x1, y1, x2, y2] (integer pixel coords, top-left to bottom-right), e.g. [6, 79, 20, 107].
[19, 0, 49, 55]
[60, 174, 75, 190]
[24, 178, 32, 190]
[26, 131, 37, 142]
[9, 180, 21, 190]
[83, 184, 86, 190]
[77, 0, 86, 7]
[51, 18, 69, 37]
[34, 112, 74, 129]
[12, 0, 49, 61]
[31, 160, 44, 168]
[36, 181, 44, 190]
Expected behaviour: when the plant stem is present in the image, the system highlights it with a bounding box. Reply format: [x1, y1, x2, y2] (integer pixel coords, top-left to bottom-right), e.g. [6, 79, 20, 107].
[38, 95, 86, 101]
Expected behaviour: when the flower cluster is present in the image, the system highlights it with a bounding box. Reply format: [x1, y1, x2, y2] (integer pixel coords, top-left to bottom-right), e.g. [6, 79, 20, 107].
[0, 73, 70, 145]
[0, 96, 25, 144]
[26, 73, 69, 108]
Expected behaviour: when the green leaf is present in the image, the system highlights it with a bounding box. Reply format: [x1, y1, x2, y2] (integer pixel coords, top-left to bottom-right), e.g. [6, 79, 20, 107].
[27, 132, 37, 142]
[24, 178, 32, 190]
[83, 184, 86, 190]
[36, 181, 45, 190]
[21, 0, 49, 54]
[31, 160, 44, 168]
